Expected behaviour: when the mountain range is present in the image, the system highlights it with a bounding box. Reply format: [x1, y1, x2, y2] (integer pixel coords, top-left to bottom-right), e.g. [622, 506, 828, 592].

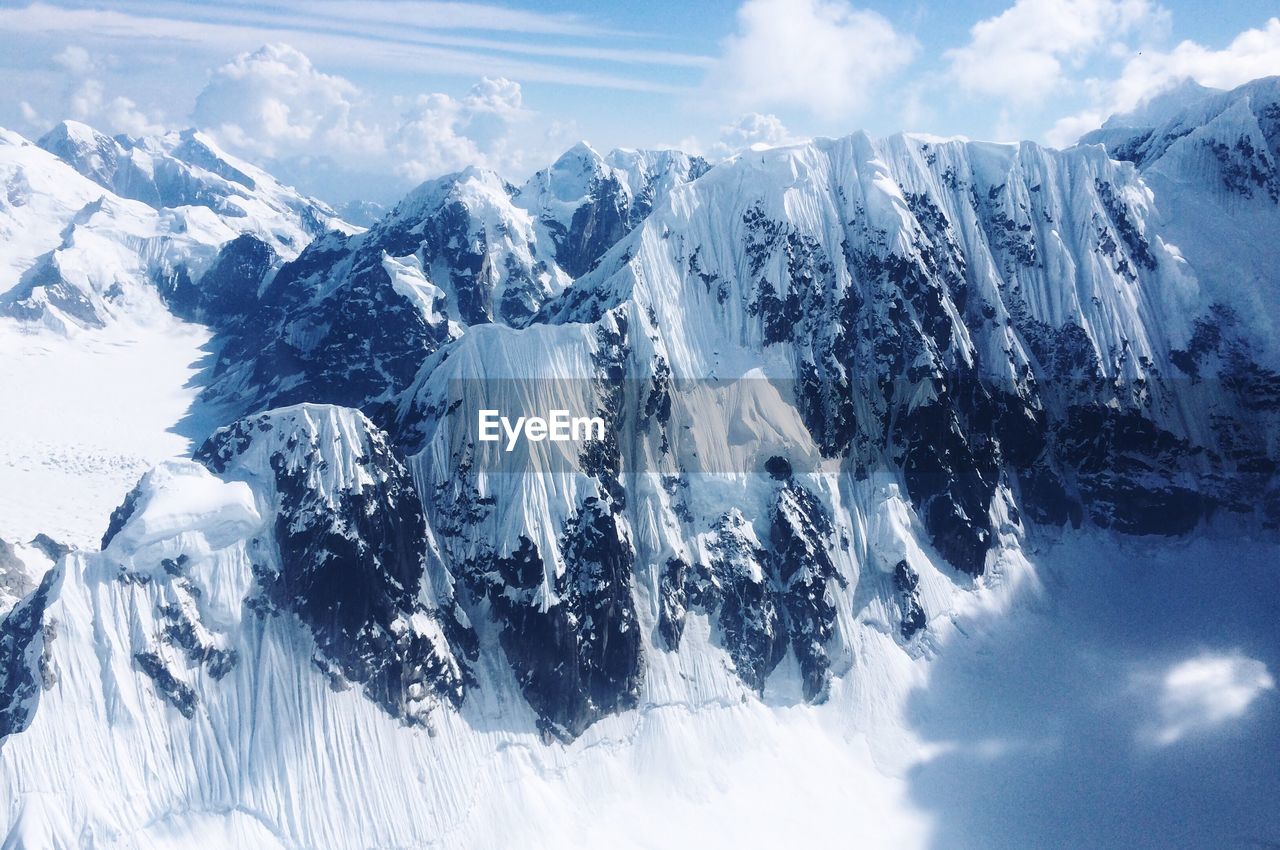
[1, 77, 1279, 849]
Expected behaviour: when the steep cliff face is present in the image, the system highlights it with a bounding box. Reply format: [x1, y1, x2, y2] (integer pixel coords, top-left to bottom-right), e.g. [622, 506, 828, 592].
[195, 146, 706, 427]
[1082, 77, 1280, 365]
[391, 115, 1280, 735]
[516, 142, 710, 278]
[536, 128, 1274, 564]
[0, 406, 473, 761]
[194, 405, 476, 724]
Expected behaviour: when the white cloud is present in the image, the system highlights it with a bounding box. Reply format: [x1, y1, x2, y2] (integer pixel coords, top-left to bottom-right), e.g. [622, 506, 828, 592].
[187, 44, 549, 197]
[946, 0, 1168, 103]
[19, 101, 42, 125]
[393, 77, 531, 181]
[47, 46, 166, 137]
[193, 43, 380, 160]
[0, 2, 693, 94]
[710, 113, 799, 158]
[1045, 16, 1280, 146]
[1141, 651, 1274, 746]
[711, 0, 916, 117]
[52, 44, 92, 75]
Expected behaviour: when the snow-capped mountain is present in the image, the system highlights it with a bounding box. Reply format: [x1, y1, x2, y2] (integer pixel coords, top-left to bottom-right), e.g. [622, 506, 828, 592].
[515, 142, 710, 278]
[2, 78, 1279, 849]
[0, 121, 352, 333]
[1081, 76, 1280, 358]
[37, 120, 352, 251]
[189, 144, 706, 426]
[394, 120, 1279, 735]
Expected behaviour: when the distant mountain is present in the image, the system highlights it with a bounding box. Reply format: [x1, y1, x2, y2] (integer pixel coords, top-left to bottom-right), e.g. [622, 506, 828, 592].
[336, 199, 388, 227]
[187, 144, 707, 425]
[0, 121, 353, 332]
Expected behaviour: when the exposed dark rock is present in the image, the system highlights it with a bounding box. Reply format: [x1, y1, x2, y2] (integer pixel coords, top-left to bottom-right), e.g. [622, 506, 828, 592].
[101, 482, 144, 550]
[478, 500, 642, 742]
[770, 481, 841, 700]
[133, 651, 198, 718]
[161, 233, 277, 323]
[28, 535, 70, 562]
[765, 456, 793, 480]
[893, 561, 927, 640]
[0, 567, 59, 738]
[196, 407, 474, 726]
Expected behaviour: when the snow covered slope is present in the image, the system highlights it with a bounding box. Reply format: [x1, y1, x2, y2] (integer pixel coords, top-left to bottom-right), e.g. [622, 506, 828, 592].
[191, 143, 705, 426]
[515, 142, 709, 277]
[1080, 76, 1280, 361]
[0, 123, 354, 334]
[38, 120, 353, 255]
[0, 121, 352, 546]
[0, 315, 217, 548]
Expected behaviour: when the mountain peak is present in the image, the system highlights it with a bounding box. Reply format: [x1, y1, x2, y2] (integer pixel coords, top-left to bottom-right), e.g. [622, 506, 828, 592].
[1102, 78, 1222, 130]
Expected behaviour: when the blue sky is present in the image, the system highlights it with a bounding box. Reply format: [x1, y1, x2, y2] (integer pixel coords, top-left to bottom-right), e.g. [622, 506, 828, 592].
[2, 0, 1278, 204]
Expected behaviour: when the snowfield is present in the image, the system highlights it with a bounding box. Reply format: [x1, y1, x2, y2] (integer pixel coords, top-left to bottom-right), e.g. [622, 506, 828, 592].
[0, 316, 218, 548]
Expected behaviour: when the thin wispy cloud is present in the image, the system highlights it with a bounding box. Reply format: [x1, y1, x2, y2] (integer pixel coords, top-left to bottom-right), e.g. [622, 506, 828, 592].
[2, 0, 1279, 205]
[0, 1, 704, 93]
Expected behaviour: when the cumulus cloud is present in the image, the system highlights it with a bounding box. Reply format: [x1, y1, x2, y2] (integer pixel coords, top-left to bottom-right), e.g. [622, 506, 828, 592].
[709, 113, 799, 158]
[710, 0, 916, 117]
[187, 44, 551, 200]
[47, 46, 166, 137]
[1141, 651, 1274, 746]
[1046, 17, 1280, 145]
[946, 0, 1167, 104]
[52, 45, 92, 75]
[193, 43, 380, 160]
[393, 77, 530, 181]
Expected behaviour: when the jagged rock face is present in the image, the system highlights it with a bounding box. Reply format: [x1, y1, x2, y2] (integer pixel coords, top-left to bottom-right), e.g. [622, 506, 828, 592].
[892, 561, 927, 640]
[389, 123, 1277, 729]
[195, 405, 475, 725]
[196, 169, 574, 425]
[205, 228, 450, 424]
[769, 480, 842, 700]
[161, 233, 278, 323]
[517, 143, 709, 278]
[655, 481, 842, 702]
[482, 502, 642, 742]
[0, 567, 58, 738]
[193, 148, 707, 427]
[401, 315, 645, 740]
[538, 129, 1279, 577]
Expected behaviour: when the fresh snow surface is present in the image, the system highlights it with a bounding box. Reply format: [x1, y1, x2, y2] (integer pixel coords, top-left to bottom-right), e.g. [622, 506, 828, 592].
[3, 512, 1275, 849]
[0, 316, 219, 549]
